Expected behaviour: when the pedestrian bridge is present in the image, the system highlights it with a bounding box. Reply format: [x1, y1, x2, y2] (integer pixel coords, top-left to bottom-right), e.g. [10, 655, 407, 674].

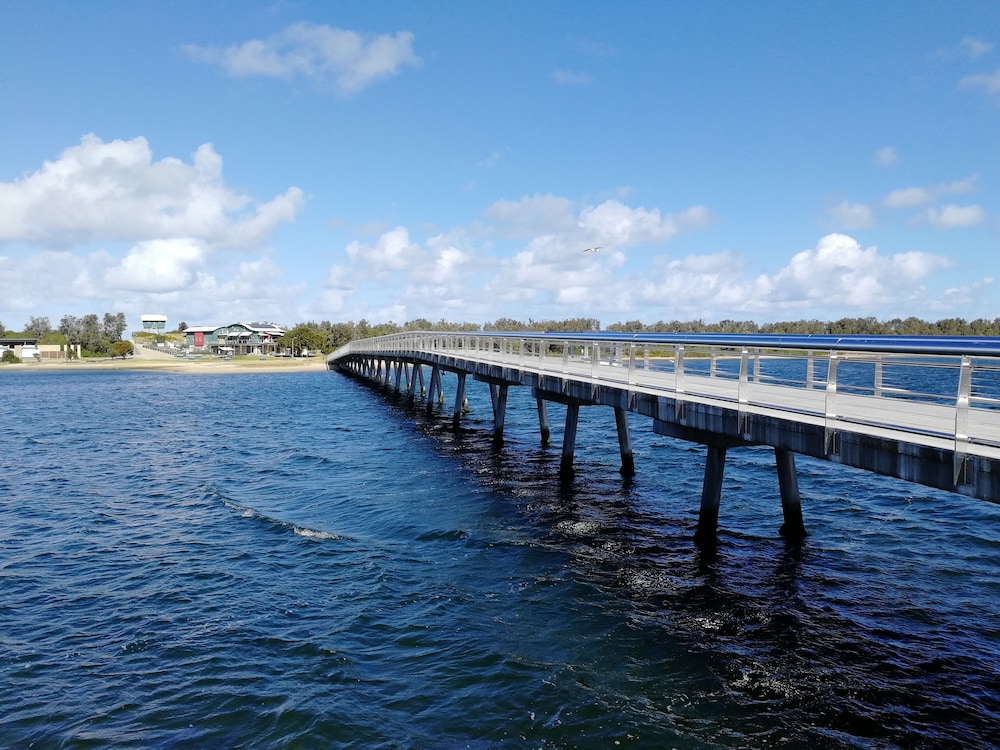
[327, 331, 1000, 542]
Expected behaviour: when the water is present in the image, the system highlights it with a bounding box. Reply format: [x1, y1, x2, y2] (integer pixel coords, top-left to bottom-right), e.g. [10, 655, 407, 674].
[1, 368, 998, 749]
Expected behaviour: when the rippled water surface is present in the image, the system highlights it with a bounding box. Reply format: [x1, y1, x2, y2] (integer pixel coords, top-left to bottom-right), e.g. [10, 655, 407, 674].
[1, 369, 998, 748]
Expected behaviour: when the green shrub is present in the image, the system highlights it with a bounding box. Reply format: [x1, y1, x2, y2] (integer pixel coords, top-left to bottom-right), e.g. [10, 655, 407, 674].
[1, 350, 21, 364]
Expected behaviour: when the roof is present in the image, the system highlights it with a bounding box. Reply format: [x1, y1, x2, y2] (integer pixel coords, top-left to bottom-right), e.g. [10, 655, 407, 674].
[0, 337, 39, 345]
[185, 322, 286, 336]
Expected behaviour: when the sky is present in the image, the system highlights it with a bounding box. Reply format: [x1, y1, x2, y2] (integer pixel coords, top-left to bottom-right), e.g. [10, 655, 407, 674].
[1, 1, 998, 333]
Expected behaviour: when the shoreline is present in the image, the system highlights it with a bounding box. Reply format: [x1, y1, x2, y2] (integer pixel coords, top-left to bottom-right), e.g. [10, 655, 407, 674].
[0, 356, 329, 375]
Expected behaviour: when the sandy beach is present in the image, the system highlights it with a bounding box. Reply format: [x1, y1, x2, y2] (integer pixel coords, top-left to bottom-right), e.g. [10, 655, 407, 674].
[0, 354, 329, 375]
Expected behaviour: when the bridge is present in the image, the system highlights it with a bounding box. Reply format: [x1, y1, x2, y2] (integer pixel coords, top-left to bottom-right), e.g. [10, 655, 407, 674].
[327, 332, 1000, 542]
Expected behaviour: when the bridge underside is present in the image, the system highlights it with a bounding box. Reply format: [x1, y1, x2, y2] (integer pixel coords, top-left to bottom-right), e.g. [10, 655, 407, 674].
[331, 353, 1000, 543]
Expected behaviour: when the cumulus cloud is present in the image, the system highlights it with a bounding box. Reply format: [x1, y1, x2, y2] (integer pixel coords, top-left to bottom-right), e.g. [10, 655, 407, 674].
[578, 201, 713, 246]
[829, 201, 875, 229]
[345, 226, 421, 274]
[103, 239, 206, 293]
[0, 134, 304, 248]
[182, 22, 421, 94]
[959, 69, 1000, 100]
[882, 175, 978, 208]
[765, 233, 950, 308]
[925, 204, 986, 228]
[484, 195, 577, 238]
[619, 234, 955, 319]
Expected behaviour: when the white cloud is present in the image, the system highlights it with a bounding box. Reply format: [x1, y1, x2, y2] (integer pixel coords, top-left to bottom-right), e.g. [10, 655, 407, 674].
[345, 226, 421, 274]
[959, 68, 1000, 99]
[925, 204, 986, 228]
[0, 134, 303, 248]
[873, 146, 899, 167]
[103, 239, 206, 293]
[182, 22, 421, 94]
[765, 233, 950, 308]
[577, 200, 712, 246]
[829, 201, 875, 229]
[552, 69, 592, 85]
[882, 175, 978, 208]
[960, 37, 993, 60]
[484, 195, 577, 238]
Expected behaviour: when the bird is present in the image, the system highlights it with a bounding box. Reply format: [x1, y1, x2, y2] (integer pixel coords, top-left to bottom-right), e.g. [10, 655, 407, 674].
[582, 246, 602, 253]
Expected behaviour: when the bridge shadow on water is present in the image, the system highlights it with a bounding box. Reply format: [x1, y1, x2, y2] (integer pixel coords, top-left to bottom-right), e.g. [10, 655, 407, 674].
[363, 377, 1000, 749]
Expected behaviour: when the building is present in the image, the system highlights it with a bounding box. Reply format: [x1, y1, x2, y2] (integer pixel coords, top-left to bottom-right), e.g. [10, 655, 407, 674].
[1, 336, 38, 360]
[0, 338, 72, 361]
[140, 314, 168, 333]
[184, 322, 286, 356]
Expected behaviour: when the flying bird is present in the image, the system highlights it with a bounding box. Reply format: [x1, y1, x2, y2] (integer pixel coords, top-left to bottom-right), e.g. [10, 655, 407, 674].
[582, 246, 602, 253]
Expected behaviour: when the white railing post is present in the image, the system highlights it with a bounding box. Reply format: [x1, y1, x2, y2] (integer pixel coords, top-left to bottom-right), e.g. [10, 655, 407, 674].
[954, 356, 973, 484]
[825, 352, 840, 454]
[674, 345, 685, 394]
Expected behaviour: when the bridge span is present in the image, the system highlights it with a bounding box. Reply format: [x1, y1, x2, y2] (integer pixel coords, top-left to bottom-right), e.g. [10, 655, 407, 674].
[327, 332, 1000, 542]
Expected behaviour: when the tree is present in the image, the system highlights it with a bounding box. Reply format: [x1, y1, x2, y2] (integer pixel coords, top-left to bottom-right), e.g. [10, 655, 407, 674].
[59, 315, 82, 343]
[80, 314, 104, 353]
[281, 324, 325, 356]
[110, 341, 134, 358]
[24, 316, 52, 337]
[102, 312, 127, 342]
[178, 321, 189, 332]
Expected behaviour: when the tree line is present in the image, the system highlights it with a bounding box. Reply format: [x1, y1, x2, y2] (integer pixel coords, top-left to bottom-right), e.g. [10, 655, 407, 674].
[5, 313, 999, 359]
[280, 314, 1000, 355]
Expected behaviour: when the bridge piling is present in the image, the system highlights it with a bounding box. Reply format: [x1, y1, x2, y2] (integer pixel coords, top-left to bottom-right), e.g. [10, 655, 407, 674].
[695, 444, 728, 543]
[775, 448, 807, 540]
[490, 384, 509, 441]
[453, 373, 467, 428]
[407, 363, 419, 402]
[560, 403, 580, 475]
[536, 397, 551, 445]
[615, 407, 635, 476]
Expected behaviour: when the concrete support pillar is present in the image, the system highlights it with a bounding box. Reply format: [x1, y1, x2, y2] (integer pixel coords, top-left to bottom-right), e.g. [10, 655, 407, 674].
[416, 363, 426, 397]
[426, 364, 439, 408]
[775, 448, 808, 540]
[394, 361, 404, 392]
[452, 372, 467, 428]
[407, 363, 420, 402]
[614, 407, 635, 476]
[560, 403, 580, 475]
[695, 444, 728, 544]
[536, 397, 551, 445]
[491, 384, 509, 441]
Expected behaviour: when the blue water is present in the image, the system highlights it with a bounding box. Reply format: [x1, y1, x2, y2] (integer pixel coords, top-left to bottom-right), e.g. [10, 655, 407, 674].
[1, 369, 998, 749]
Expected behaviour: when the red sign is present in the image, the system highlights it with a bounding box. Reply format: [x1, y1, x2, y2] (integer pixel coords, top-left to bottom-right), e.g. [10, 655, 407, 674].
[194, 332, 205, 347]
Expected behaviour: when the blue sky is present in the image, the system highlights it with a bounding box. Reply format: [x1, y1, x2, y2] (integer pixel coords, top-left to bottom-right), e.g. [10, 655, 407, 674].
[1, 1, 998, 331]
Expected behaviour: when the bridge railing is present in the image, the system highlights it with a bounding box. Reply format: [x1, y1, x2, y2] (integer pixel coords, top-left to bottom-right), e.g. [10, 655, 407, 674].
[328, 331, 1000, 458]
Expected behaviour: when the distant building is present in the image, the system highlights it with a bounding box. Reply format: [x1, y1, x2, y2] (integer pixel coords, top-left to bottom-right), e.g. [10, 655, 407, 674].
[184, 322, 286, 355]
[140, 314, 168, 333]
[1, 336, 38, 359]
